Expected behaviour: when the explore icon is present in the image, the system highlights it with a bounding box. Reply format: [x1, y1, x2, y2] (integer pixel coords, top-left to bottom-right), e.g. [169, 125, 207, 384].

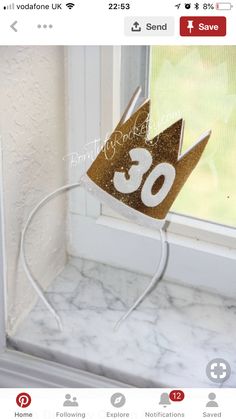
[110, 393, 126, 408]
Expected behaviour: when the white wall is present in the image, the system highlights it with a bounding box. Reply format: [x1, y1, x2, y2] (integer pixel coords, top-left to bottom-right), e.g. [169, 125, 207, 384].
[0, 46, 67, 334]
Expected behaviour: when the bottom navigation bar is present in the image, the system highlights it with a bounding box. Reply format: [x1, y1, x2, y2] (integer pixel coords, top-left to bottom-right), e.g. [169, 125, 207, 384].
[0, 388, 233, 418]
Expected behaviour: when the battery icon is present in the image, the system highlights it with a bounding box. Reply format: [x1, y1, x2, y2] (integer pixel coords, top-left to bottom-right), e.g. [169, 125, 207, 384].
[216, 2, 233, 9]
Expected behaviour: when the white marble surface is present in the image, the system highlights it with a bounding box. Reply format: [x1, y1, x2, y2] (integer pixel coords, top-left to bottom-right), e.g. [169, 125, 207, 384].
[10, 257, 236, 387]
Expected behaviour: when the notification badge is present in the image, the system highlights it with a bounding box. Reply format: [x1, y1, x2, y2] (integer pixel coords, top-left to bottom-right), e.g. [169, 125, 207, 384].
[16, 393, 32, 408]
[169, 390, 185, 402]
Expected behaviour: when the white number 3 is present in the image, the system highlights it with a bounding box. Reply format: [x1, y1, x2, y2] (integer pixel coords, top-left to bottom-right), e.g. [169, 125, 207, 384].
[113, 148, 176, 208]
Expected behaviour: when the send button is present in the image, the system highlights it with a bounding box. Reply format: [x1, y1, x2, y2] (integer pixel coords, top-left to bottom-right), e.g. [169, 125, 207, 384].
[125, 17, 175, 36]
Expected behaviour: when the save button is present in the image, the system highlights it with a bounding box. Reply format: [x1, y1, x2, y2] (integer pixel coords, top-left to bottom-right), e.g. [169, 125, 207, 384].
[180, 16, 226, 36]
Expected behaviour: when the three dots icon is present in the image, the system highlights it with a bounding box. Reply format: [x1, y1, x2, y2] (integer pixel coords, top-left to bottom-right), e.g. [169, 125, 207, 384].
[37, 24, 53, 29]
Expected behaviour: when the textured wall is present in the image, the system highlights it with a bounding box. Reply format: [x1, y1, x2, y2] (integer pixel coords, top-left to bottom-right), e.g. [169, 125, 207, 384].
[0, 46, 67, 333]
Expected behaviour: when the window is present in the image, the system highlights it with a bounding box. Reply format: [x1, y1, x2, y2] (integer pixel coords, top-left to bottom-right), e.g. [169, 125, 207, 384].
[150, 46, 236, 228]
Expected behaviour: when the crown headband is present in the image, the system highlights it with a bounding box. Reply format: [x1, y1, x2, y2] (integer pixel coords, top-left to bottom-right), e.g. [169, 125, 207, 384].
[85, 93, 210, 229]
[20, 87, 211, 331]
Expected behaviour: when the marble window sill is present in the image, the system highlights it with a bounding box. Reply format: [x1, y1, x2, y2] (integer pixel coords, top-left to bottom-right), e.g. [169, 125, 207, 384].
[9, 257, 236, 388]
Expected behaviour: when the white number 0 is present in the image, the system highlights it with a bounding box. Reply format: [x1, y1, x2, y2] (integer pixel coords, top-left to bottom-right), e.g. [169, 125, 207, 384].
[113, 148, 176, 208]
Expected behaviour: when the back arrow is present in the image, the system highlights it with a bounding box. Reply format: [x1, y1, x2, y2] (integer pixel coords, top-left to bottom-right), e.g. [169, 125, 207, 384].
[10, 21, 18, 32]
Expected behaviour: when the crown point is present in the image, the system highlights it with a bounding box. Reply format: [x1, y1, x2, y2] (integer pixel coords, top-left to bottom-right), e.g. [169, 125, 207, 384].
[151, 118, 184, 164]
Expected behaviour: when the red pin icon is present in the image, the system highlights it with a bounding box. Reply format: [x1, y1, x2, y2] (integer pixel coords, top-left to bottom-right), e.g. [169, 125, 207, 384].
[16, 393, 32, 408]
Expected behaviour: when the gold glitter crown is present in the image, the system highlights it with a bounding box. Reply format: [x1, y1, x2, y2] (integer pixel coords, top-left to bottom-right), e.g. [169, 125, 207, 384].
[86, 90, 211, 226]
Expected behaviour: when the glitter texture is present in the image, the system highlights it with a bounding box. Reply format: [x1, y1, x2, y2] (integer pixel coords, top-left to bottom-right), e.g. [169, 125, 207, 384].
[87, 100, 210, 220]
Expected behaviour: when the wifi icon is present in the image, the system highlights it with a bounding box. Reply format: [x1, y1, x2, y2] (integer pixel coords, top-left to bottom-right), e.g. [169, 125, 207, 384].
[66, 2, 75, 9]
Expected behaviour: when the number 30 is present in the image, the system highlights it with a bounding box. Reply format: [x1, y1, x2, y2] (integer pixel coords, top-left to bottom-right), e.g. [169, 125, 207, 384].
[113, 148, 176, 208]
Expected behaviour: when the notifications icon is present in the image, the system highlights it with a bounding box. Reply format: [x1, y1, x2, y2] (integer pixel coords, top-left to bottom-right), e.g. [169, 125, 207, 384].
[16, 393, 32, 408]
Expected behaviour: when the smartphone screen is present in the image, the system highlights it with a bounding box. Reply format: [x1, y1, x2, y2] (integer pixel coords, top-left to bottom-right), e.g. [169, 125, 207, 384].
[0, 1, 235, 417]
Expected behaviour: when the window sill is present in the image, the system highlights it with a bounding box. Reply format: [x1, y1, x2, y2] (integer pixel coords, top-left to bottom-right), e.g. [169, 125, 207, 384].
[0, 348, 125, 388]
[67, 213, 236, 299]
[8, 255, 236, 388]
